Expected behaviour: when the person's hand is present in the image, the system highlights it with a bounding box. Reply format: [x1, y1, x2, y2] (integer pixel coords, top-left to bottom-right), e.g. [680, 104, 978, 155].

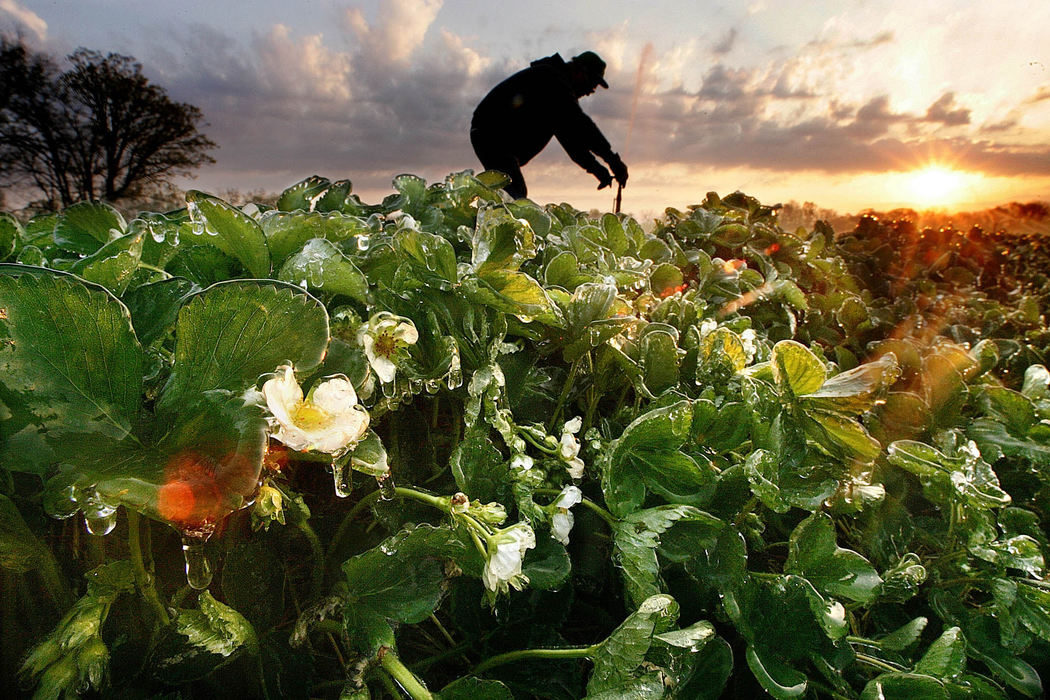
[609, 153, 628, 187]
[595, 169, 613, 190]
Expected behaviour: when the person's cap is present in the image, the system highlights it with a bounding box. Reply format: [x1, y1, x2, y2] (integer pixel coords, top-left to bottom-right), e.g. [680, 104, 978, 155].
[573, 51, 609, 88]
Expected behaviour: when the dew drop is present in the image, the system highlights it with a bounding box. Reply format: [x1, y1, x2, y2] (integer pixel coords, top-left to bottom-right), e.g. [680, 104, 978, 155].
[377, 474, 397, 501]
[84, 508, 118, 536]
[181, 537, 213, 590]
[332, 461, 353, 498]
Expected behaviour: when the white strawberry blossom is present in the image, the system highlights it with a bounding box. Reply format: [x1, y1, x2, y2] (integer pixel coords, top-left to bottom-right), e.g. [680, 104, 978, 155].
[550, 485, 583, 545]
[358, 311, 419, 383]
[482, 523, 536, 593]
[261, 365, 369, 455]
[558, 416, 585, 479]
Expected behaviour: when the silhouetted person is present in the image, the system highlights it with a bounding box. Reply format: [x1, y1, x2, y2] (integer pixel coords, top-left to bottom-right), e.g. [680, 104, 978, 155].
[471, 51, 628, 200]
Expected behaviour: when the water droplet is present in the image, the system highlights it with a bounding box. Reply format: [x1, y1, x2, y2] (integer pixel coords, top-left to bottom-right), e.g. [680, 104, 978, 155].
[356, 234, 370, 251]
[424, 379, 440, 394]
[149, 224, 166, 244]
[377, 474, 397, 501]
[84, 507, 118, 536]
[182, 537, 213, 590]
[332, 461, 353, 498]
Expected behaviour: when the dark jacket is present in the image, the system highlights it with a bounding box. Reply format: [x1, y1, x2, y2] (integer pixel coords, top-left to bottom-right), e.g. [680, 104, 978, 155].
[471, 54, 615, 180]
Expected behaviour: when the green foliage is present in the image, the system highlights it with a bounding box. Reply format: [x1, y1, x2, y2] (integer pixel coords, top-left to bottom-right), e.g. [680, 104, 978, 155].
[3, 171, 1050, 699]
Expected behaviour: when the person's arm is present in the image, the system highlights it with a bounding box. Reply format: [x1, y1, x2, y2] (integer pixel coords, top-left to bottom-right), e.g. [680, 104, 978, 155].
[554, 105, 628, 188]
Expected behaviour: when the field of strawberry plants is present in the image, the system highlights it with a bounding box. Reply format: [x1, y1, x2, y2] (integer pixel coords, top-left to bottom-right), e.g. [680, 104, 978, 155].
[1, 170, 1049, 699]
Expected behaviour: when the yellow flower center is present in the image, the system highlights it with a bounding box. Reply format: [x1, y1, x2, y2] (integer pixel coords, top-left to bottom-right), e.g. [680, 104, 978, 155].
[293, 402, 331, 431]
[373, 331, 398, 358]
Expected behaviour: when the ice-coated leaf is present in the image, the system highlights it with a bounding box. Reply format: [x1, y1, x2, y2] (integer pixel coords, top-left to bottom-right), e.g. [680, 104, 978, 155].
[1021, 364, 1050, 399]
[587, 594, 678, 695]
[342, 524, 473, 625]
[260, 209, 370, 264]
[801, 352, 900, 414]
[858, 673, 949, 700]
[653, 620, 716, 650]
[394, 227, 458, 287]
[53, 201, 126, 254]
[277, 175, 331, 212]
[348, 430, 388, 477]
[1015, 583, 1050, 642]
[771, 340, 826, 396]
[472, 205, 536, 274]
[914, 627, 966, 679]
[186, 190, 271, 278]
[0, 268, 143, 468]
[805, 409, 882, 462]
[451, 427, 510, 504]
[601, 400, 697, 517]
[640, 328, 680, 395]
[440, 677, 515, 700]
[469, 268, 557, 325]
[614, 505, 721, 607]
[877, 616, 928, 651]
[278, 238, 368, 302]
[159, 280, 328, 411]
[745, 645, 807, 699]
[785, 512, 882, 603]
[121, 277, 199, 347]
[0, 212, 21, 260]
[152, 591, 257, 683]
[68, 230, 145, 294]
[886, 439, 1011, 509]
[700, 327, 747, 373]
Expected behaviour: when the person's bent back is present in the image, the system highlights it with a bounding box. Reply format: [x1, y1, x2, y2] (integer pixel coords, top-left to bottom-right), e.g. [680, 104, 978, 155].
[470, 51, 628, 200]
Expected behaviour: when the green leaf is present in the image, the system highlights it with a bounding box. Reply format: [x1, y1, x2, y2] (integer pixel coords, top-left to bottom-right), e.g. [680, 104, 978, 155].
[700, 327, 747, 373]
[451, 428, 509, 504]
[640, 328, 680, 395]
[53, 201, 126, 254]
[671, 635, 733, 700]
[745, 645, 807, 699]
[221, 542, 286, 631]
[0, 212, 22, 260]
[691, 400, 750, 453]
[801, 353, 900, 414]
[344, 604, 395, 656]
[348, 430, 389, 477]
[859, 673, 949, 700]
[602, 401, 696, 517]
[805, 409, 882, 462]
[587, 594, 679, 695]
[614, 505, 722, 607]
[121, 277, 199, 347]
[470, 268, 557, 324]
[878, 616, 928, 651]
[278, 238, 368, 302]
[0, 494, 46, 572]
[342, 524, 471, 625]
[650, 263, 684, 297]
[0, 269, 143, 462]
[886, 440, 1011, 509]
[277, 175, 331, 211]
[394, 227, 458, 287]
[522, 533, 571, 590]
[152, 591, 257, 683]
[472, 206, 536, 274]
[914, 627, 966, 679]
[1015, 584, 1050, 642]
[771, 340, 826, 396]
[653, 620, 716, 650]
[186, 190, 271, 278]
[69, 230, 145, 294]
[440, 677, 515, 700]
[785, 512, 882, 603]
[260, 209, 370, 264]
[159, 280, 329, 411]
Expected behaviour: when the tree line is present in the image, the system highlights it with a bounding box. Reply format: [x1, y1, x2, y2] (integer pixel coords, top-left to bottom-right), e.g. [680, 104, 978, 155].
[0, 37, 215, 210]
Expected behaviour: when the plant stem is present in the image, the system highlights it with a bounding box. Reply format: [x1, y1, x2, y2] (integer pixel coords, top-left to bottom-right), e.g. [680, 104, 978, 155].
[548, 358, 581, 432]
[393, 486, 450, 512]
[380, 649, 433, 699]
[534, 487, 618, 527]
[295, 520, 325, 600]
[126, 509, 170, 626]
[472, 643, 599, 674]
[854, 652, 904, 674]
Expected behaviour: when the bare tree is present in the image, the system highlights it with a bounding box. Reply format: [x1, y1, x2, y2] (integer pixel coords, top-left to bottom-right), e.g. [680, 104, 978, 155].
[0, 38, 216, 208]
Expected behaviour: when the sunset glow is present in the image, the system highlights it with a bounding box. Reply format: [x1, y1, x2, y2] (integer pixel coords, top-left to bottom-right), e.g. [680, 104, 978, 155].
[904, 166, 968, 208]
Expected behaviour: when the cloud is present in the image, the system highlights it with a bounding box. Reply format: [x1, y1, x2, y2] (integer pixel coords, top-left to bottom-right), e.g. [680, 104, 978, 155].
[253, 24, 353, 102]
[923, 93, 970, 126]
[342, 0, 443, 65]
[713, 28, 738, 56]
[0, 0, 46, 40]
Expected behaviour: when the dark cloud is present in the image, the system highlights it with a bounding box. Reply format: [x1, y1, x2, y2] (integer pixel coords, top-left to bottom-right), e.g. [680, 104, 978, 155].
[713, 28, 737, 56]
[923, 93, 970, 126]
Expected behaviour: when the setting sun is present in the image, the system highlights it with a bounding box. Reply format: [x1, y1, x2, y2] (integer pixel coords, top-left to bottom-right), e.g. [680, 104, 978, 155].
[906, 165, 968, 207]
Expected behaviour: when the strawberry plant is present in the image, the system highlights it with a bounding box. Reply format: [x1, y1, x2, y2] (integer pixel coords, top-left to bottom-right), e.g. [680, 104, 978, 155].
[1, 171, 1049, 698]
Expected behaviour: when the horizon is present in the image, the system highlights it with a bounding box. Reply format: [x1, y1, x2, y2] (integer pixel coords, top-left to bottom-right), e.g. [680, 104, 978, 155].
[2, 0, 1050, 217]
